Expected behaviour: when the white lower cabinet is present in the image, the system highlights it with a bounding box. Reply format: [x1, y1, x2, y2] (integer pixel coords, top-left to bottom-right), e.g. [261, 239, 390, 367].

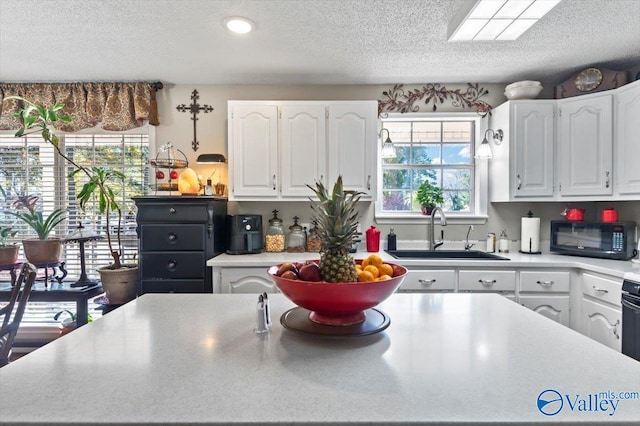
[519, 295, 570, 326]
[518, 270, 571, 326]
[582, 298, 622, 352]
[458, 270, 516, 293]
[215, 267, 278, 294]
[398, 269, 455, 292]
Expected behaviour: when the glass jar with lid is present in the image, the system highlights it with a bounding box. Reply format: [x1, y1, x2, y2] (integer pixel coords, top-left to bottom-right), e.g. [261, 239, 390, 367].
[265, 209, 285, 252]
[306, 219, 322, 252]
[287, 216, 306, 253]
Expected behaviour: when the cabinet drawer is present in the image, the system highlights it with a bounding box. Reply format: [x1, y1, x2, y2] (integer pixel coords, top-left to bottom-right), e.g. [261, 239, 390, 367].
[137, 203, 209, 223]
[520, 270, 570, 293]
[140, 252, 205, 279]
[582, 272, 622, 307]
[459, 270, 516, 292]
[399, 270, 455, 292]
[140, 279, 204, 293]
[140, 224, 205, 251]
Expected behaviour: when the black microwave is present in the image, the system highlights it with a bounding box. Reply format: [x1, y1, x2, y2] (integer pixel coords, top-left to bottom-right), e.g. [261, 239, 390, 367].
[550, 221, 637, 260]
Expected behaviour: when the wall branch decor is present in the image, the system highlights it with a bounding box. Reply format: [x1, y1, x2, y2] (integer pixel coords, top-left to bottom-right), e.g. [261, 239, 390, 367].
[378, 83, 493, 117]
[176, 89, 214, 152]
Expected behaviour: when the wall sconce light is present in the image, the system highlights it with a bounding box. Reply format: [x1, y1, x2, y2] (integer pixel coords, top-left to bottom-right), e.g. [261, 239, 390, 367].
[380, 128, 397, 159]
[475, 129, 503, 159]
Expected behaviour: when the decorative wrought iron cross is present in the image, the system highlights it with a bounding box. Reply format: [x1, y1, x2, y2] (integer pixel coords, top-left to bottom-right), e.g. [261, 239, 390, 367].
[176, 89, 214, 152]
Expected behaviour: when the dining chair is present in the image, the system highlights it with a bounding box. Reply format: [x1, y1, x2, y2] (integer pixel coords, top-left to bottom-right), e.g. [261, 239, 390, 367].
[0, 262, 37, 367]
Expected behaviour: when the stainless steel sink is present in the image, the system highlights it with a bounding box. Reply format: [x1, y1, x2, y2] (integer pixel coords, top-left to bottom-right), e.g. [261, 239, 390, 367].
[385, 250, 510, 260]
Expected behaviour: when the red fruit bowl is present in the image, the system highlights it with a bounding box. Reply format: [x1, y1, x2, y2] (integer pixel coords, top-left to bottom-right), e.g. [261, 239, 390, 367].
[268, 261, 407, 326]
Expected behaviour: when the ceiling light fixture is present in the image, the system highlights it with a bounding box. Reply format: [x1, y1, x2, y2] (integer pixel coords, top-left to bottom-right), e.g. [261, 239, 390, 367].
[448, 0, 562, 41]
[224, 16, 255, 34]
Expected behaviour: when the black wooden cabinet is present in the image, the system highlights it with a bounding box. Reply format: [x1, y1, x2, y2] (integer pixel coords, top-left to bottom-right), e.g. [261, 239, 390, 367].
[132, 196, 227, 294]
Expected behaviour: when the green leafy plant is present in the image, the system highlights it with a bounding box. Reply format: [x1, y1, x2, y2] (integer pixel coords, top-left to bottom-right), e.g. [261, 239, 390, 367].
[416, 180, 444, 209]
[9, 194, 67, 240]
[53, 309, 93, 324]
[5, 96, 127, 268]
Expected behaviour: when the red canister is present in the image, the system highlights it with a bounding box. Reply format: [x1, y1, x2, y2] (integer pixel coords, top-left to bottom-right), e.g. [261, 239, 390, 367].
[601, 207, 618, 223]
[365, 226, 381, 252]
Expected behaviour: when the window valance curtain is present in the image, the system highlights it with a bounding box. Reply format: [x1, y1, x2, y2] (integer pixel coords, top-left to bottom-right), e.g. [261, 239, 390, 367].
[0, 82, 160, 132]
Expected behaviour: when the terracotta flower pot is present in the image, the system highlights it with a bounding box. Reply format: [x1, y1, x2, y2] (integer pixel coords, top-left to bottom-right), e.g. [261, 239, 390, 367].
[421, 205, 435, 215]
[0, 245, 19, 265]
[98, 264, 138, 304]
[22, 238, 62, 265]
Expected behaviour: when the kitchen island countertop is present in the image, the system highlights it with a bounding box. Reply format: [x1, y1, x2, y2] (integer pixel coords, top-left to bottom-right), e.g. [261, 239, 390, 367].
[1, 293, 639, 425]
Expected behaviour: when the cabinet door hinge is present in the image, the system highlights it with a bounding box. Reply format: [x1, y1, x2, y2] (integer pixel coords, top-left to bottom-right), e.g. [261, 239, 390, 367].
[558, 108, 562, 117]
[231, 111, 234, 119]
[326, 109, 329, 119]
[559, 183, 562, 192]
[279, 110, 282, 119]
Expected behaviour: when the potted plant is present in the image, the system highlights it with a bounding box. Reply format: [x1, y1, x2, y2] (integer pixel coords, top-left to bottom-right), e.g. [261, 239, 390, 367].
[9, 194, 67, 264]
[54, 309, 92, 336]
[0, 185, 19, 265]
[6, 96, 138, 303]
[416, 180, 444, 215]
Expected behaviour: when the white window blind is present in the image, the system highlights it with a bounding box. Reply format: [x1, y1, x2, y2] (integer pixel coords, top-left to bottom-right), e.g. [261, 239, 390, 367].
[0, 131, 150, 280]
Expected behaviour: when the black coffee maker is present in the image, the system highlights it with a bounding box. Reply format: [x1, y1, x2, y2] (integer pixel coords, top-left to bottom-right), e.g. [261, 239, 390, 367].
[226, 215, 264, 254]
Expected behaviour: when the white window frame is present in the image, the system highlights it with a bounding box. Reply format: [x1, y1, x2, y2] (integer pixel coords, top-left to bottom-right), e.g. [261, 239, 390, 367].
[375, 112, 488, 225]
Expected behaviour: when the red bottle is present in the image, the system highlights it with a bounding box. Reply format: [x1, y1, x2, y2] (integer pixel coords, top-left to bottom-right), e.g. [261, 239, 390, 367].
[366, 226, 381, 252]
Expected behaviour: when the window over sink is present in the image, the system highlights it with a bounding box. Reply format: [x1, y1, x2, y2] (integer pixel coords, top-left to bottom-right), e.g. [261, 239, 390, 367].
[375, 113, 487, 224]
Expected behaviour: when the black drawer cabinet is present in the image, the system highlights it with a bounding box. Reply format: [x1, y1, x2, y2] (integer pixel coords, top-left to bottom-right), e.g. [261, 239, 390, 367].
[133, 196, 227, 294]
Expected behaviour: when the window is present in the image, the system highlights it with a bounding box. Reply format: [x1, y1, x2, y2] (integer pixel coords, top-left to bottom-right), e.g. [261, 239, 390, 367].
[0, 127, 152, 280]
[376, 113, 486, 223]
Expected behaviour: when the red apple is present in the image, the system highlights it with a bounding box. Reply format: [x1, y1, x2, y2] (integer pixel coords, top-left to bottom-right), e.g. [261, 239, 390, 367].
[299, 262, 322, 282]
[156, 170, 165, 179]
[281, 270, 299, 280]
[392, 264, 404, 277]
[169, 170, 179, 180]
[276, 262, 297, 277]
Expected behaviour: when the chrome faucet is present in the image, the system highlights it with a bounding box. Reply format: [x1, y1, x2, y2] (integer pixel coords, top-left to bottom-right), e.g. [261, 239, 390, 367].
[429, 207, 447, 250]
[465, 225, 475, 251]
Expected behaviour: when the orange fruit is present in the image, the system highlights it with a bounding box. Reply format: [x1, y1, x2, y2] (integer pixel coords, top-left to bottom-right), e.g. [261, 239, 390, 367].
[377, 274, 392, 281]
[363, 265, 379, 278]
[355, 264, 362, 271]
[378, 263, 393, 276]
[361, 258, 370, 268]
[367, 254, 383, 267]
[357, 270, 375, 282]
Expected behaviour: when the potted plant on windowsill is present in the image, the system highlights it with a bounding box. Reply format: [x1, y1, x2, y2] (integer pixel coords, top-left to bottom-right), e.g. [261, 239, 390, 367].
[54, 309, 93, 336]
[8, 194, 67, 265]
[5, 96, 138, 303]
[416, 180, 444, 215]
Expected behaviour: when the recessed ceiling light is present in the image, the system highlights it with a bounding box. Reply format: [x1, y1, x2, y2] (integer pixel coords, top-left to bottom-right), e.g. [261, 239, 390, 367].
[224, 16, 255, 34]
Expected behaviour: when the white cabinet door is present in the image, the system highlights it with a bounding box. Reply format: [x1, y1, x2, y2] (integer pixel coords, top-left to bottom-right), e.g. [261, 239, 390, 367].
[398, 269, 455, 292]
[458, 270, 516, 292]
[327, 102, 377, 198]
[558, 94, 613, 196]
[615, 80, 640, 196]
[220, 267, 278, 294]
[229, 104, 279, 198]
[280, 105, 327, 197]
[520, 295, 570, 327]
[512, 102, 555, 198]
[582, 298, 622, 352]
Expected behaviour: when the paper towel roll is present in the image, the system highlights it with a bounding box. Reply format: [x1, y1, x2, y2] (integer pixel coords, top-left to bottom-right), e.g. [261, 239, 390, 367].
[520, 216, 540, 253]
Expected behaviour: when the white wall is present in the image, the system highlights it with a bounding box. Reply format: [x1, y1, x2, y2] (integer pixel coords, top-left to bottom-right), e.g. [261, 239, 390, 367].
[154, 84, 640, 245]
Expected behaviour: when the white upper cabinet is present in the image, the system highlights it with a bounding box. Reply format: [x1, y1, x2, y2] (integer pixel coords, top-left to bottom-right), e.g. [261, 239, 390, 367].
[280, 104, 326, 197]
[327, 103, 378, 198]
[229, 104, 279, 198]
[557, 93, 613, 197]
[489, 100, 555, 201]
[228, 100, 378, 201]
[614, 80, 640, 196]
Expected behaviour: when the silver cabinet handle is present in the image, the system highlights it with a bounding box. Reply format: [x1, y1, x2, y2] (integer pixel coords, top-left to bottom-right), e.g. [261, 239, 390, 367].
[168, 233, 177, 241]
[169, 207, 176, 214]
[479, 279, 496, 286]
[536, 280, 554, 287]
[613, 319, 620, 339]
[272, 174, 276, 190]
[593, 286, 609, 294]
[167, 260, 177, 271]
[367, 175, 371, 190]
[517, 174, 522, 190]
[418, 279, 436, 286]
[605, 170, 610, 188]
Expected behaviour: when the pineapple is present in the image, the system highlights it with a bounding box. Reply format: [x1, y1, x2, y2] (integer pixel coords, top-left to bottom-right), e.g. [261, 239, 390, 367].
[308, 176, 363, 283]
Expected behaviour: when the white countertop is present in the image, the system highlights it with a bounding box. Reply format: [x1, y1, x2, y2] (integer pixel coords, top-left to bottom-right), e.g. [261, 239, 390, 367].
[1, 293, 639, 425]
[207, 250, 640, 278]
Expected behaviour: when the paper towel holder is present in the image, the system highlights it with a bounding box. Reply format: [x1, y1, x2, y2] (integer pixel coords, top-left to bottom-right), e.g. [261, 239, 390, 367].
[519, 210, 542, 255]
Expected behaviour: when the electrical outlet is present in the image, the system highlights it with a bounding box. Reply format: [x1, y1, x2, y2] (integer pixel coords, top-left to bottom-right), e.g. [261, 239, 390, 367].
[300, 222, 310, 230]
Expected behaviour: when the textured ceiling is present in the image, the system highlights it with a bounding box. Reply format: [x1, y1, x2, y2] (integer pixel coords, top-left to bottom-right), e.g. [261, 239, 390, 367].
[0, 0, 639, 86]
